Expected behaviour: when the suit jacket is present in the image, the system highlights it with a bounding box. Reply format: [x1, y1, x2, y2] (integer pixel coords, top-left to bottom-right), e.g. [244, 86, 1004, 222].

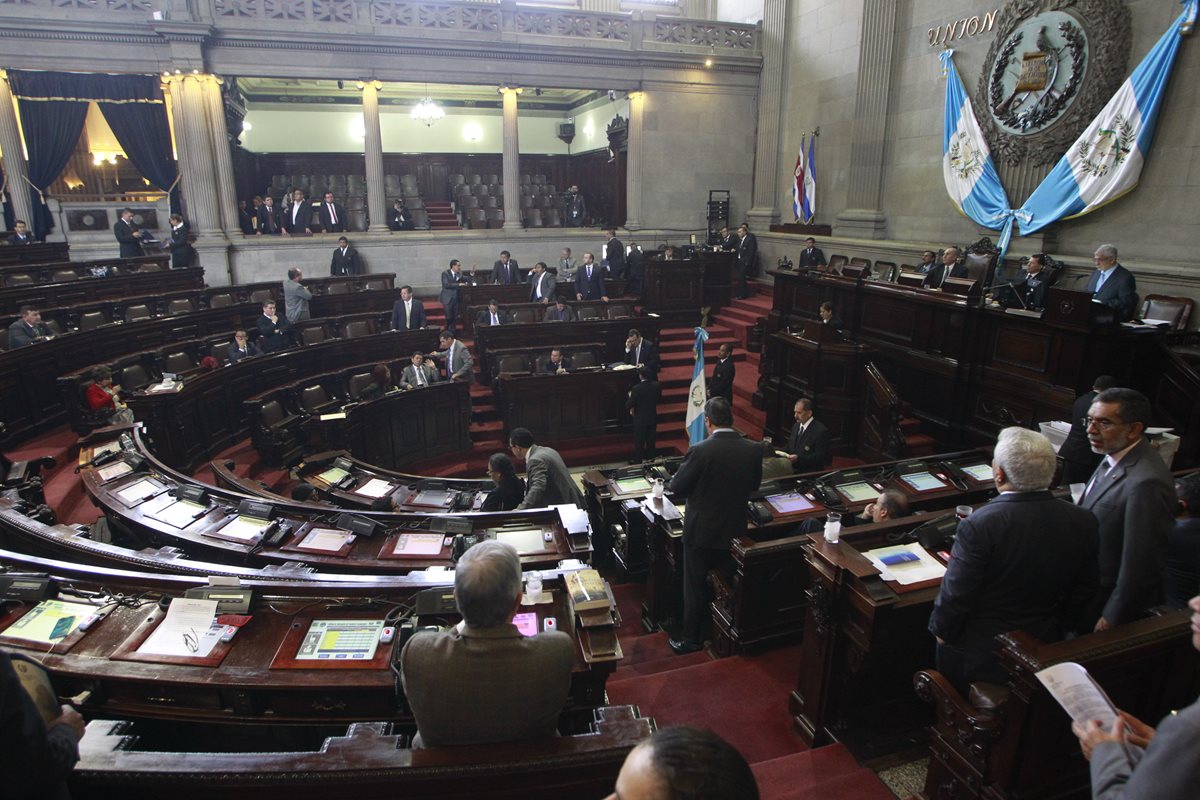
[544, 305, 576, 323]
[528, 270, 557, 303]
[435, 339, 473, 383]
[257, 313, 290, 352]
[440, 270, 465, 306]
[329, 246, 362, 276]
[388, 207, 414, 231]
[390, 298, 427, 331]
[1078, 438, 1175, 626]
[625, 340, 659, 375]
[1165, 517, 1200, 610]
[574, 263, 605, 300]
[228, 342, 262, 363]
[476, 309, 510, 326]
[7, 320, 49, 349]
[0, 649, 80, 799]
[798, 247, 827, 269]
[399, 362, 437, 390]
[736, 232, 758, 275]
[518, 444, 583, 509]
[1089, 695, 1200, 800]
[923, 261, 968, 288]
[318, 201, 346, 233]
[492, 259, 520, 285]
[6, 233, 32, 246]
[709, 357, 735, 402]
[168, 223, 196, 269]
[542, 356, 572, 375]
[557, 257, 577, 281]
[1003, 272, 1049, 310]
[668, 429, 764, 550]
[604, 237, 626, 276]
[626, 379, 661, 427]
[400, 624, 574, 747]
[481, 474, 526, 512]
[788, 418, 831, 473]
[1058, 390, 1103, 473]
[257, 204, 282, 234]
[929, 491, 1099, 680]
[283, 279, 312, 322]
[1084, 264, 1138, 322]
[284, 200, 312, 234]
[113, 219, 142, 258]
[721, 233, 739, 251]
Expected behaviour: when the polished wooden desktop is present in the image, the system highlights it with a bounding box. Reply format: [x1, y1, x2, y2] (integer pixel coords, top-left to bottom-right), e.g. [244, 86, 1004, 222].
[0, 262, 196, 314]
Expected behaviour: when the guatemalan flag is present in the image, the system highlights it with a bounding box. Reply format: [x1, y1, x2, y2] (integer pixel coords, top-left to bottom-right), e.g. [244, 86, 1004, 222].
[793, 136, 817, 223]
[685, 327, 709, 446]
[941, 49, 1017, 253]
[1018, 1, 1197, 233]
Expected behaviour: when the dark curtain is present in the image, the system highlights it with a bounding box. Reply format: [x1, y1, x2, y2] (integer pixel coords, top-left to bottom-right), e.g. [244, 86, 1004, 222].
[100, 101, 180, 214]
[16, 98, 87, 240]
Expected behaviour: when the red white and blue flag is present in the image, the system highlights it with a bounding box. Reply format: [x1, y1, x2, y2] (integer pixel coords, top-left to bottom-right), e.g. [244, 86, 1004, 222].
[793, 136, 816, 223]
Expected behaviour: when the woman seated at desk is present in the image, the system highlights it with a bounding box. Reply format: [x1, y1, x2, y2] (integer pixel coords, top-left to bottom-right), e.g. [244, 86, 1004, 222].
[482, 452, 525, 512]
[85, 366, 134, 425]
[357, 364, 394, 401]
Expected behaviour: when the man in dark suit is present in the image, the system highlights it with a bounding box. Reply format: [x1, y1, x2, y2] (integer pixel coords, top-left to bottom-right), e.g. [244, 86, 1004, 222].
[7, 306, 52, 348]
[113, 208, 143, 257]
[818, 301, 844, 333]
[1059, 375, 1118, 485]
[563, 184, 586, 227]
[626, 366, 661, 463]
[440, 259, 467, 334]
[284, 189, 311, 234]
[998, 252, 1051, 310]
[543, 348, 572, 375]
[509, 428, 584, 509]
[399, 540, 574, 747]
[667, 398, 764, 653]
[390, 285, 426, 331]
[256, 300, 290, 353]
[491, 251, 519, 285]
[528, 261, 556, 304]
[735, 223, 757, 299]
[915, 249, 938, 279]
[167, 214, 196, 269]
[256, 196, 282, 235]
[719, 225, 738, 251]
[930, 427, 1099, 692]
[1084, 243, 1138, 322]
[625, 242, 645, 295]
[603, 228, 626, 279]
[318, 191, 346, 234]
[1078, 387, 1175, 631]
[544, 297, 575, 322]
[476, 299, 510, 327]
[228, 328, 261, 363]
[924, 246, 968, 289]
[329, 236, 362, 276]
[708, 343, 735, 404]
[7, 220, 32, 245]
[388, 200, 414, 231]
[786, 397, 831, 473]
[625, 329, 659, 377]
[797, 237, 827, 269]
[574, 253, 607, 302]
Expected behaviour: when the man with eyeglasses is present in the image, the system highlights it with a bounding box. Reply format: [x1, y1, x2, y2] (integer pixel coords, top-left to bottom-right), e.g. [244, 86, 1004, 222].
[1059, 375, 1118, 485]
[1084, 244, 1138, 322]
[1077, 387, 1174, 632]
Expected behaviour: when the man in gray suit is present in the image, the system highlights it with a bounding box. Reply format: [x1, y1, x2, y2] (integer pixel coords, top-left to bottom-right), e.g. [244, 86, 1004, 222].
[430, 329, 473, 383]
[399, 352, 437, 390]
[1078, 387, 1175, 631]
[1072, 593, 1200, 800]
[667, 397, 764, 653]
[399, 540, 574, 747]
[283, 268, 312, 322]
[509, 427, 583, 509]
[528, 261, 556, 304]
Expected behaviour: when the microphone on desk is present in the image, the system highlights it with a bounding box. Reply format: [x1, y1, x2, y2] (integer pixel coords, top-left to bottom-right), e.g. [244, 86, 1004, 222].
[999, 281, 1028, 310]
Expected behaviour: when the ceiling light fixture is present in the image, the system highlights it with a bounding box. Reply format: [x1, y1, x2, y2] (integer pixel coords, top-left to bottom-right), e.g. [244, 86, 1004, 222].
[411, 84, 444, 127]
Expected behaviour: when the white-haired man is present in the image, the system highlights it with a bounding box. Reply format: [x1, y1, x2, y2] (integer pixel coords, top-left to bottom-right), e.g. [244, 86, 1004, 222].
[929, 426, 1099, 693]
[399, 540, 574, 747]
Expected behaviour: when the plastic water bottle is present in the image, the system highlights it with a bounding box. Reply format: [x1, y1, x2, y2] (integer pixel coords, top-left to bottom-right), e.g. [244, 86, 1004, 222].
[824, 512, 842, 544]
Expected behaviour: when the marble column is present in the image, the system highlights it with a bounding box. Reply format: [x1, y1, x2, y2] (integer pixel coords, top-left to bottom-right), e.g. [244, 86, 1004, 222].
[745, 0, 788, 230]
[361, 81, 388, 233]
[0, 72, 36, 229]
[834, 0, 898, 239]
[499, 86, 522, 232]
[200, 76, 241, 236]
[624, 91, 645, 231]
[166, 74, 221, 236]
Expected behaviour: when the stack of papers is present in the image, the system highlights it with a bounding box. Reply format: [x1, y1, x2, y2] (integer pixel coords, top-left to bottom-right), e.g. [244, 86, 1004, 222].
[553, 504, 590, 534]
[138, 598, 221, 658]
[354, 478, 393, 498]
[862, 543, 946, 585]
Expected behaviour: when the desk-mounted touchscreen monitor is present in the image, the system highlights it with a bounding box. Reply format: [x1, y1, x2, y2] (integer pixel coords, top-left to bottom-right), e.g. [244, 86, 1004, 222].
[836, 481, 878, 503]
[899, 471, 948, 492]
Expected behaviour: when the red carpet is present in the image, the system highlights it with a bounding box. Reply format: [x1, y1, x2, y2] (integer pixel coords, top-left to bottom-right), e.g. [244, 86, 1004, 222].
[753, 747, 899, 800]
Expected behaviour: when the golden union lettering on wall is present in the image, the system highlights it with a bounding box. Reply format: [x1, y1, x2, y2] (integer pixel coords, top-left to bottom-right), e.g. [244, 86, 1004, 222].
[929, 9, 999, 47]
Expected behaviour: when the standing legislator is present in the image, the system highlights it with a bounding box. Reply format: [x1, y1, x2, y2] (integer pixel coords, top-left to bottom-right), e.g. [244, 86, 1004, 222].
[626, 366, 661, 463]
[1059, 376, 1117, 485]
[509, 428, 584, 510]
[1085, 244, 1139, 323]
[708, 343, 735, 404]
[666, 398, 763, 654]
[735, 223, 757, 299]
[391, 285, 426, 331]
[440, 259, 467, 334]
[330, 237, 362, 276]
[528, 262, 556, 304]
[113, 208, 143, 257]
[492, 251, 519, 285]
[603, 228, 626, 279]
[318, 191, 346, 234]
[786, 398, 831, 473]
[575, 253, 608, 302]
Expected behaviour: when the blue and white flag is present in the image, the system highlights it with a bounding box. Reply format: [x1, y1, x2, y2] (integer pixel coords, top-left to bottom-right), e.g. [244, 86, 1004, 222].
[685, 327, 709, 445]
[792, 136, 808, 222]
[941, 49, 1019, 254]
[1018, 1, 1197, 233]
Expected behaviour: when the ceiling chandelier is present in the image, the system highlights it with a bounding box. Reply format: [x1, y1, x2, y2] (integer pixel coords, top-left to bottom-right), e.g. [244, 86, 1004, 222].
[411, 86, 444, 127]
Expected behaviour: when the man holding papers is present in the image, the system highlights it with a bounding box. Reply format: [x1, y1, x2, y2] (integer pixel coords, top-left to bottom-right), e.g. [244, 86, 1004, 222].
[929, 427, 1098, 692]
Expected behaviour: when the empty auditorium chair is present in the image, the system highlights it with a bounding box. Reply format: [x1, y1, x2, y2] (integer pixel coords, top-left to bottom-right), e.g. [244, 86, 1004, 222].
[572, 351, 598, 369]
[532, 174, 545, 185]
[495, 354, 530, 375]
[167, 298, 194, 316]
[347, 209, 368, 232]
[300, 326, 328, 346]
[485, 174, 498, 184]
[576, 306, 601, 320]
[44, 319, 63, 336]
[208, 292, 234, 308]
[450, 174, 465, 185]
[124, 304, 153, 323]
[520, 174, 531, 185]
[411, 210, 430, 230]
[543, 208, 562, 227]
[406, 196, 424, 210]
[78, 311, 109, 331]
[343, 319, 373, 338]
[524, 208, 543, 228]
[874, 261, 898, 282]
[508, 309, 533, 324]
[298, 384, 333, 413]
[606, 303, 633, 319]
[4, 273, 33, 287]
[250, 289, 274, 305]
[162, 351, 194, 373]
[347, 372, 375, 399]
[485, 209, 504, 228]
[118, 363, 153, 390]
[470, 174, 482, 185]
[209, 341, 232, 364]
[461, 195, 480, 209]
[466, 208, 487, 229]
[347, 195, 367, 210]
[52, 269, 78, 282]
[482, 196, 498, 209]
[521, 195, 534, 208]
[472, 184, 489, 197]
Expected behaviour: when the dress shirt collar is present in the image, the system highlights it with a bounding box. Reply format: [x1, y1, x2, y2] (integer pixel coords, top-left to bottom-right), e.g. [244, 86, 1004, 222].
[457, 621, 521, 639]
[1105, 438, 1140, 469]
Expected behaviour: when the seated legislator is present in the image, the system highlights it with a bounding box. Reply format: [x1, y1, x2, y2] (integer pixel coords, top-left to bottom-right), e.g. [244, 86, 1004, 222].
[400, 351, 438, 390]
[606, 726, 760, 800]
[481, 452, 526, 512]
[625, 329, 659, 376]
[785, 398, 831, 473]
[476, 299, 510, 327]
[431, 330, 473, 383]
[256, 300, 291, 353]
[818, 301, 843, 332]
[924, 246, 968, 289]
[391, 285, 426, 331]
[543, 348, 573, 375]
[997, 252, 1051, 310]
[1166, 474, 1200, 611]
[85, 366, 135, 425]
[7, 219, 33, 245]
[1085, 243, 1139, 322]
[0, 650, 86, 799]
[7, 306, 53, 348]
[798, 489, 908, 534]
[356, 364, 393, 401]
[228, 328, 262, 363]
[929, 427, 1099, 693]
[915, 249, 939, 280]
[544, 296, 576, 323]
[399, 540, 574, 747]
[528, 261, 556, 304]
[1070, 593, 1200, 800]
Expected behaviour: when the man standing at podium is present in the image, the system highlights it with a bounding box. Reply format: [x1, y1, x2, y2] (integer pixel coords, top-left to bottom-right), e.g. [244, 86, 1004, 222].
[1085, 244, 1138, 322]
